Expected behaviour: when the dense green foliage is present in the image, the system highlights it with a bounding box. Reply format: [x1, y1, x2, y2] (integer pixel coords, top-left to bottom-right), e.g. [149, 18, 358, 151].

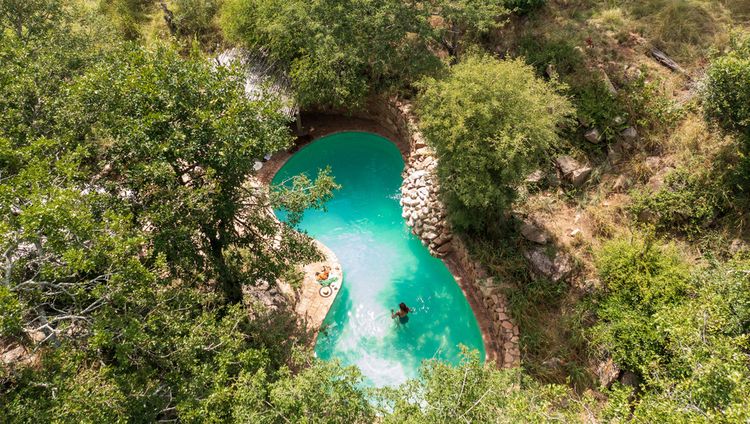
[593, 236, 750, 421]
[426, 0, 508, 60]
[220, 0, 441, 109]
[506, 0, 546, 15]
[630, 167, 728, 238]
[416, 55, 573, 231]
[97, 0, 153, 40]
[378, 349, 592, 423]
[0, 3, 343, 421]
[3, 0, 750, 422]
[172, 0, 220, 39]
[219, 0, 509, 108]
[704, 32, 750, 139]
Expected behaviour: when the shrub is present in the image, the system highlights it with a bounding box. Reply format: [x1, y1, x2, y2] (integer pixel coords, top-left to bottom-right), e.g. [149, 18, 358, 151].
[172, 0, 220, 39]
[506, 0, 546, 15]
[703, 32, 750, 138]
[571, 76, 629, 141]
[625, 72, 683, 131]
[592, 236, 691, 374]
[0, 285, 23, 337]
[219, 0, 443, 109]
[518, 35, 584, 77]
[598, 255, 750, 421]
[629, 167, 728, 238]
[97, 0, 153, 40]
[416, 55, 573, 231]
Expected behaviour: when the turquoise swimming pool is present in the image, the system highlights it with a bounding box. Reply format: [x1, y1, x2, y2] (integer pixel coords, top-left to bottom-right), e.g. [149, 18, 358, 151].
[272, 132, 485, 387]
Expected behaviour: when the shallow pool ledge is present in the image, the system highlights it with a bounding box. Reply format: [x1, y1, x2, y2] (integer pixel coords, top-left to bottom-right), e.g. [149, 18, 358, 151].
[296, 240, 343, 338]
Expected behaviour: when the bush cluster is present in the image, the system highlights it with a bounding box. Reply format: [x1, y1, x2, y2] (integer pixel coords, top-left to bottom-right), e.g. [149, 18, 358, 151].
[594, 236, 750, 421]
[629, 167, 728, 238]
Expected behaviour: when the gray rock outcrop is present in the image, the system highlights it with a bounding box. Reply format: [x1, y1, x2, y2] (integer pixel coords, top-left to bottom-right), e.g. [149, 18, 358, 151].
[523, 247, 574, 282]
[555, 156, 592, 187]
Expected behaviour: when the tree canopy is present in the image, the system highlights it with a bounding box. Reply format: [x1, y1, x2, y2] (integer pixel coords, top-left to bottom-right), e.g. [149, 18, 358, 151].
[220, 0, 441, 109]
[416, 54, 573, 231]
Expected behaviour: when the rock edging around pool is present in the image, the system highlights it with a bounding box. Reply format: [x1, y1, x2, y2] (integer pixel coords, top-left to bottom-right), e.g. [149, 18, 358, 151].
[359, 98, 520, 369]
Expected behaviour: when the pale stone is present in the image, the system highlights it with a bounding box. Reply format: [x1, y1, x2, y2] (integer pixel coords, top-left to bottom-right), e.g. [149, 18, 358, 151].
[520, 222, 549, 244]
[621, 126, 638, 140]
[523, 247, 574, 282]
[584, 128, 602, 144]
[555, 156, 581, 176]
[596, 357, 621, 388]
[570, 167, 592, 187]
[525, 169, 545, 184]
[423, 232, 438, 240]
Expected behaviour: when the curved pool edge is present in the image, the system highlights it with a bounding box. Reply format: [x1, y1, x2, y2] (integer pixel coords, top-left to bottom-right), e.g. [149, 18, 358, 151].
[258, 117, 507, 367]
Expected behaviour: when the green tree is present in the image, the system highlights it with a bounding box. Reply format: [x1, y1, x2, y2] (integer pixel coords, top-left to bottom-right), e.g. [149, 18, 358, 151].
[267, 360, 375, 422]
[172, 0, 220, 40]
[425, 0, 509, 61]
[58, 45, 336, 303]
[594, 240, 750, 422]
[220, 0, 442, 109]
[0, 0, 62, 43]
[377, 349, 592, 423]
[97, 0, 154, 40]
[416, 55, 573, 231]
[0, 17, 340, 419]
[592, 236, 691, 374]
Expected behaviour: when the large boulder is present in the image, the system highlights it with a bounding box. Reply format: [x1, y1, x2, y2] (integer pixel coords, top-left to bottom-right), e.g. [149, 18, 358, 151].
[570, 167, 593, 187]
[523, 247, 574, 282]
[555, 156, 592, 187]
[555, 156, 581, 176]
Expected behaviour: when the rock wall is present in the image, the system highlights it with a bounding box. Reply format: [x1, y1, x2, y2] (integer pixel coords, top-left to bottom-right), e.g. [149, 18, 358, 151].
[400, 146, 455, 257]
[363, 98, 521, 368]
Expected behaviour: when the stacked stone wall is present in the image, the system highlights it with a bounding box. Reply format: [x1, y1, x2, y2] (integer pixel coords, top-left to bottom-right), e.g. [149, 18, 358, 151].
[359, 98, 521, 368]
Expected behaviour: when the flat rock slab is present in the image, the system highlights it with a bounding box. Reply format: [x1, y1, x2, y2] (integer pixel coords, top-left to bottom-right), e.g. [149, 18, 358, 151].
[297, 240, 343, 334]
[523, 247, 574, 283]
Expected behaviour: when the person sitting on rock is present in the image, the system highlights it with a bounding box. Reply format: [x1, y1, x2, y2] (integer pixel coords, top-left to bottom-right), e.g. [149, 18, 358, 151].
[316, 266, 330, 282]
[391, 302, 411, 323]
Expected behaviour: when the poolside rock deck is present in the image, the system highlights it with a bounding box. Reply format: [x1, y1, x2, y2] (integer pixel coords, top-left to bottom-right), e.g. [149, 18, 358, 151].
[296, 240, 343, 334]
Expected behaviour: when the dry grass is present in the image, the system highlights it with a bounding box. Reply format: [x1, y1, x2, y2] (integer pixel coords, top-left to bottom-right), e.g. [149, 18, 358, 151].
[588, 7, 633, 34]
[586, 206, 616, 239]
[722, 0, 750, 21]
[624, 0, 732, 61]
[664, 114, 721, 158]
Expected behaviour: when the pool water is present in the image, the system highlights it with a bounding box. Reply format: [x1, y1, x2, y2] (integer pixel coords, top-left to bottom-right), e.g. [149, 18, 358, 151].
[272, 132, 485, 387]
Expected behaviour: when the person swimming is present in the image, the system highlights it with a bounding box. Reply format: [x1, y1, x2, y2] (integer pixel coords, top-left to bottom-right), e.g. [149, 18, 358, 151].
[391, 302, 411, 323]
